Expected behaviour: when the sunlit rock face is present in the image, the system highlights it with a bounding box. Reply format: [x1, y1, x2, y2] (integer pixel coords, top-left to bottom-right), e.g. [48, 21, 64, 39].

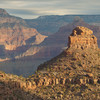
[0, 26, 47, 50]
[68, 26, 98, 49]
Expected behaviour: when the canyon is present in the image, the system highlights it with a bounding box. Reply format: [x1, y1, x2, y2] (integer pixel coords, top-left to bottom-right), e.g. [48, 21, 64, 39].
[0, 8, 100, 77]
[0, 26, 99, 100]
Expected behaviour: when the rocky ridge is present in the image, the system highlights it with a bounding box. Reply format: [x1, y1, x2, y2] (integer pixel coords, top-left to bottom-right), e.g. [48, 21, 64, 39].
[0, 9, 47, 52]
[0, 26, 47, 50]
[0, 8, 9, 16]
[0, 26, 100, 100]
[0, 8, 26, 24]
[25, 15, 100, 36]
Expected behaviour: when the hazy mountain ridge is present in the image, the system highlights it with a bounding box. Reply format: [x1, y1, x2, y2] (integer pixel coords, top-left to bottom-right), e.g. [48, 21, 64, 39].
[25, 15, 100, 35]
[0, 8, 27, 26]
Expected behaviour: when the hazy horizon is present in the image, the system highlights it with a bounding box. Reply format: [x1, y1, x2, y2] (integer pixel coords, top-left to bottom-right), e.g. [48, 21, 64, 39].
[0, 0, 100, 19]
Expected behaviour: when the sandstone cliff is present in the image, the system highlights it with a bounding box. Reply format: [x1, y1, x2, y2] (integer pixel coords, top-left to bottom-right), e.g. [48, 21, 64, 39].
[36, 26, 100, 99]
[0, 9, 47, 51]
[0, 25, 47, 50]
[24, 20, 100, 70]
[68, 26, 98, 49]
[0, 26, 99, 100]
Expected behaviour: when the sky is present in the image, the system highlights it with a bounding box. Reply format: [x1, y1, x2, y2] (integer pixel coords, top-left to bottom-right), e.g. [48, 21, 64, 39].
[0, 0, 100, 19]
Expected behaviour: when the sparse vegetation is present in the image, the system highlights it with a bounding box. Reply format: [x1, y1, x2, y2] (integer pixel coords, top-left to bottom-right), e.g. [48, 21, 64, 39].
[0, 26, 100, 100]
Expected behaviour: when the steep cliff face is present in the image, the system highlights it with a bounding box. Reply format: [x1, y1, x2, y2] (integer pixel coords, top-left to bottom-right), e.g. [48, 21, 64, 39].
[36, 26, 100, 99]
[0, 9, 47, 51]
[68, 26, 98, 49]
[0, 25, 47, 50]
[28, 20, 100, 65]
[38, 26, 99, 71]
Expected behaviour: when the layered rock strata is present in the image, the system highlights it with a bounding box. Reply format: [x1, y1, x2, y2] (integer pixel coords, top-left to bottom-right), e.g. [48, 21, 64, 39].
[0, 72, 99, 91]
[0, 26, 47, 50]
[68, 26, 98, 49]
[0, 26, 99, 100]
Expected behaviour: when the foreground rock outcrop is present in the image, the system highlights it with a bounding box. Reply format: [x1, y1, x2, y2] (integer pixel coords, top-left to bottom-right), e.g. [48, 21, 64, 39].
[0, 26, 100, 100]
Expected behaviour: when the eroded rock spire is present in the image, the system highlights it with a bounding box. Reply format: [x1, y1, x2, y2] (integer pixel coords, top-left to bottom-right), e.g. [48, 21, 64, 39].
[68, 26, 98, 49]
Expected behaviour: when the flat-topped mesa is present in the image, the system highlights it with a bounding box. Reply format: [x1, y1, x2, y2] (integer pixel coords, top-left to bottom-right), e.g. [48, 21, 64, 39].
[68, 26, 98, 49]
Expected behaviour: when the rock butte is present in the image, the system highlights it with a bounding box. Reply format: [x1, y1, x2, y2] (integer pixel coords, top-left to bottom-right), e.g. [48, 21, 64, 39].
[0, 26, 99, 100]
[68, 26, 98, 49]
[0, 26, 99, 90]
